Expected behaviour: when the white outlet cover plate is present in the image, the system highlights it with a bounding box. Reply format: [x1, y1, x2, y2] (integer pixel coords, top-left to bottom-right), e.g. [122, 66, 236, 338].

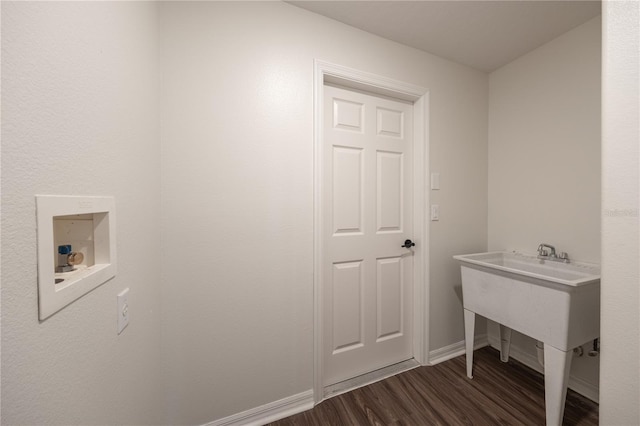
[117, 288, 130, 334]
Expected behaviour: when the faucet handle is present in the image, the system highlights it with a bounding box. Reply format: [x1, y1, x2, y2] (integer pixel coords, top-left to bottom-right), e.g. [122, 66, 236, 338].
[559, 252, 569, 261]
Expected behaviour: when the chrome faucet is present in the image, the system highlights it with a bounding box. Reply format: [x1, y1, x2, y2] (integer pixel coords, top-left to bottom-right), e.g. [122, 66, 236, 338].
[537, 243, 556, 258]
[537, 243, 570, 263]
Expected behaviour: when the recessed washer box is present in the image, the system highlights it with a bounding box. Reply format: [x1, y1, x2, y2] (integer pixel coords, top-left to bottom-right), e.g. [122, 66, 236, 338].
[36, 195, 116, 320]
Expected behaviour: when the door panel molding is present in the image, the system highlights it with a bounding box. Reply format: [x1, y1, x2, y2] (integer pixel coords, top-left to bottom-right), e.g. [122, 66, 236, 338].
[313, 60, 430, 404]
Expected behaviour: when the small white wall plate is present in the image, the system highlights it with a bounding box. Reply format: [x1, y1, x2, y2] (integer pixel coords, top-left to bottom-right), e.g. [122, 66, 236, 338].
[36, 195, 117, 320]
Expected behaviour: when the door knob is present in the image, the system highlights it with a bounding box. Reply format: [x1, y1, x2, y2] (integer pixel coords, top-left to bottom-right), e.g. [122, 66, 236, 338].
[401, 239, 415, 248]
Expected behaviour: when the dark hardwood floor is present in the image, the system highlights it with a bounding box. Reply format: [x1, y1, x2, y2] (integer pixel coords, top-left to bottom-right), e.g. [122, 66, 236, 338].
[269, 347, 598, 425]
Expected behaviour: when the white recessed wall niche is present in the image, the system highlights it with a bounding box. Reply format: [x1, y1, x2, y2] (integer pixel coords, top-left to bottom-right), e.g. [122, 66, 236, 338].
[36, 195, 117, 320]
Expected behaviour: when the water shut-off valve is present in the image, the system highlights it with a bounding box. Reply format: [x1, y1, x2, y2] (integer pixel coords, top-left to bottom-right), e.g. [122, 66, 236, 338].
[56, 245, 84, 273]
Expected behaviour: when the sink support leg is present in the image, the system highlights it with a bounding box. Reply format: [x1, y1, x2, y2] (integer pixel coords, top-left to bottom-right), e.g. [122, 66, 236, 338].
[463, 308, 475, 379]
[499, 324, 512, 362]
[543, 345, 572, 426]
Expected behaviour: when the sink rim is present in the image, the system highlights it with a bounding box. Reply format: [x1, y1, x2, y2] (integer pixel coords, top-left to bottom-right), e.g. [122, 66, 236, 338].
[453, 250, 600, 287]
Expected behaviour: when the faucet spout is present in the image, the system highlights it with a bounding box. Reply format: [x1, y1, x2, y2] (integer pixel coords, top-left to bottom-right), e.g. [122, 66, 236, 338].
[537, 243, 556, 258]
[537, 243, 569, 263]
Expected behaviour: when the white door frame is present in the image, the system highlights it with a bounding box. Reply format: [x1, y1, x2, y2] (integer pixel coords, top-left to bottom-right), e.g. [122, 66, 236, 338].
[313, 60, 430, 403]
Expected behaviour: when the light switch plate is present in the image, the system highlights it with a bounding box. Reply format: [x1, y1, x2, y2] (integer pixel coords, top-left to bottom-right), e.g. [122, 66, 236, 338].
[117, 288, 130, 334]
[431, 204, 440, 221]
[431, 173, 440, 190]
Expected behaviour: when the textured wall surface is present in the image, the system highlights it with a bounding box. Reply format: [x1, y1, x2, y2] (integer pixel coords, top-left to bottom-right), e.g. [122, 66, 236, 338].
[487, 17, 602, 396]
[600, 1, 640, 423]
[159, 2, 487, 423]
[1, 2, 163, 424]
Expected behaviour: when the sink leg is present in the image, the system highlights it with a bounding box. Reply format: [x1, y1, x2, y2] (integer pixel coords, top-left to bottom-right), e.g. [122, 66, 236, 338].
[463, 309, 475, 379]
[543, 345, 573, 426]
[499, 324, 512, 362]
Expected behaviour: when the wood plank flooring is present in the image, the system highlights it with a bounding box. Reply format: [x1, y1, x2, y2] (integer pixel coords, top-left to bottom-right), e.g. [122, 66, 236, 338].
[268, 347, 598, 425]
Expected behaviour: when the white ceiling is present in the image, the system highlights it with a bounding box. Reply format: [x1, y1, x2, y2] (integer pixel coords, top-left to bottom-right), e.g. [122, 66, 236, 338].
[288, 1, 601, 72]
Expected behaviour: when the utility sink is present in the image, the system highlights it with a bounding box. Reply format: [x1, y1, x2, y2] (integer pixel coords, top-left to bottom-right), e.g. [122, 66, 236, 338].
[454, 251, 599, 287]
[454, 251, 600, 426]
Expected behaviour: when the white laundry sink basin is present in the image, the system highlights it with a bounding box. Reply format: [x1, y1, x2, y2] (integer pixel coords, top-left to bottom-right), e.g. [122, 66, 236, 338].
[454, 250, 600, 426]
[453, 251, 600, 287]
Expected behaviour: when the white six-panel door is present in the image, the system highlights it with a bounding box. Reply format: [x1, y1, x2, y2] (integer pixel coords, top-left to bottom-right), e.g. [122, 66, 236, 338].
[323, 84, 414, 386]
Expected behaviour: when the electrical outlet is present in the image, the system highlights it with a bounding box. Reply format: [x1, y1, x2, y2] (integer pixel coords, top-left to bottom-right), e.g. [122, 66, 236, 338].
[117, 288, 130, 334]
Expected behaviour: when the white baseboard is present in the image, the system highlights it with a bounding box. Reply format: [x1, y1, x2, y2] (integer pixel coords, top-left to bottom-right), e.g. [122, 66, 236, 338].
[204, 335, 597, 425]
[204, 389, 314, 426]
[428, 334, 489, 365]
[487, 336, 599, 403]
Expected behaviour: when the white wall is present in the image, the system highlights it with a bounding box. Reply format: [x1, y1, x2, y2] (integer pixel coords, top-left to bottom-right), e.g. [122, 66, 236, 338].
[1, 2, 163, 424]
[159, 2, 487, 423]
[488, 17, 601, 263]
[487, 17, 602, 398]
[600, 1, 639, 423]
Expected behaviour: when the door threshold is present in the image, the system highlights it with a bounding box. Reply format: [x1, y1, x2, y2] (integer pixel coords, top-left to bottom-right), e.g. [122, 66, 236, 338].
[323, 358, 420, 401]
